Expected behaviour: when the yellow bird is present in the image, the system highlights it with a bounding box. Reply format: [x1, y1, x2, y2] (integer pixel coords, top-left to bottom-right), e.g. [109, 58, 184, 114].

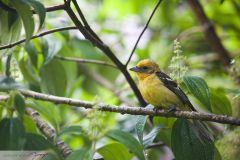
[130, 59, 213, 141]
[129, 59, 195, 111]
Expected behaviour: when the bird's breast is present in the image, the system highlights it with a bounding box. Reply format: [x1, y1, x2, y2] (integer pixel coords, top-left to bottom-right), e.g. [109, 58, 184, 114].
[138, 75, 181, 108]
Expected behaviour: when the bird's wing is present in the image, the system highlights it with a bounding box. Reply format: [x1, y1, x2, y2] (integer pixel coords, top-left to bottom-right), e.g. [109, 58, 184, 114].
[155, 71, 196, 111]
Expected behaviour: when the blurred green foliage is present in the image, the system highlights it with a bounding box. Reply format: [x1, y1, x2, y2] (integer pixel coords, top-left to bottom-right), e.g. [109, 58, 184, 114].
[0, 0, 240, 159]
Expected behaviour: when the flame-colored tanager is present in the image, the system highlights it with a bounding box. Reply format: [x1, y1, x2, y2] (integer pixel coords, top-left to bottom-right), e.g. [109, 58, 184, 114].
[130, 59, 212, 141]
[130, 59, 195, 111]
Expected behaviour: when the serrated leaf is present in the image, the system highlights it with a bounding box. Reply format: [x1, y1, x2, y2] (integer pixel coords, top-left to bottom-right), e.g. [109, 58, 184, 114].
[183, 76, 211, 112]
[210, 89, 232, 116]
[0, 118, 26, 150]
[171, 119, 214, 160]
[97, 142, 133, 160]
[25, 42, 38, 68]
[14, 93, 25, 118]
[106, 130, 144, 160]
[23, 0, 46, 29]
[11, 0, 34, 41]
[24, 133, 53, 150]
[66, 148, 92, 160]
[143, 126, 162, 148]
[58, 126, 83, 137]
[40, 60, 67, 96]
[135, 115, 148, 145]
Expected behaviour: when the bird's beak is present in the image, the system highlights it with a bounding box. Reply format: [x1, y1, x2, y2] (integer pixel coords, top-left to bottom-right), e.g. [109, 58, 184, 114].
[129, 66, 141, 72]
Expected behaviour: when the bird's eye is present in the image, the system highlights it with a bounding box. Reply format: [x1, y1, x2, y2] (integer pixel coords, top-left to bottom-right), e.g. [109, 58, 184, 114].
[142, 66, 148, 70]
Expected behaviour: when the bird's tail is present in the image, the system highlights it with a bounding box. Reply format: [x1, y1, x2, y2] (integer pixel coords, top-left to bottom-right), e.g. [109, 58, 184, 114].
[193, 120, 213, 143]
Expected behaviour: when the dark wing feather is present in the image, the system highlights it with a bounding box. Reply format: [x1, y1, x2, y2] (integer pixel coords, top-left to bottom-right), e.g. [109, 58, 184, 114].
[155, 71, 196, 111]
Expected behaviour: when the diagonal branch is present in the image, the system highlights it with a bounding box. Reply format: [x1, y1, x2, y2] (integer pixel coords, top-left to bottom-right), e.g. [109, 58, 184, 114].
[64, 2, 147, 106]
[0, 26, 77, 50]
[125, 0, 163, 66]
[26, 108, 72, 157]
[17, 89, 240, 125]
[0, 95, 72, 157]
[187, 0, 231, 66]
[72, 0, 103, 43]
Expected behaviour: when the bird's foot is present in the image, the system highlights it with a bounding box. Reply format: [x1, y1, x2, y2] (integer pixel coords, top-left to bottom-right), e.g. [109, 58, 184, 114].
[153, 107, 163, 114]
[167, 105, 179, 113]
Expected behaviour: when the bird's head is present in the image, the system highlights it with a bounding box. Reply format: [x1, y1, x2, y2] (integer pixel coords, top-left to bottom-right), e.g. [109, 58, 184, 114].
[129, 59, 160, 80]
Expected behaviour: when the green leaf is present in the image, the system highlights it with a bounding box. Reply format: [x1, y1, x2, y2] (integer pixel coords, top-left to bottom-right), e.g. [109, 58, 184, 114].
[135, 115, 148, 145]
[106, 130, 145, 160]
[66, 148, 92, 160]
[23, 0, 46, 29]
[210, 89, 232, 116]
[11, 0, 34, 41]
[28, 102, 59, 132]
[143, 126, 162, 148]
[25, 42, 38, 68]
[0, 77, 22, 91]
[183, 76, 211, 112]
[14, 92, 25, 118]
[5, 55, 12, 77]
[58, 126, 83, 137]
[214, 147, 222, 160]
[24, 133, 53, 150]
[40, 60, 67, 96]
[18, 58, 40, 85]
[171, 119, 214, 160]
[8, 11, 19, 29]
[0, 118, 26, 150]
[41, 38, 61, 65]
[97, 142, 133, 160]
[23, 115, 38, 133]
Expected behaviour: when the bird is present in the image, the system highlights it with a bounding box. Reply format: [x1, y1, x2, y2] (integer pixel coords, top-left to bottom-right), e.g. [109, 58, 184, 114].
[129, 59, 195, 111]
[130, 59, 213, 141]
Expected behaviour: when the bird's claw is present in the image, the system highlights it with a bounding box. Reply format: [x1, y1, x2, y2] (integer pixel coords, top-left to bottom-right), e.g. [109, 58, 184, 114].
[167, 105, 179, 113]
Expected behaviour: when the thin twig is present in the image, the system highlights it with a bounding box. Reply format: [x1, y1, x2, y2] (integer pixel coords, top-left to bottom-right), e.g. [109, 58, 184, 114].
[125, 0, 163, 66]
[17, 89, 240, 125]
[0, 1, 66, 14]
[54, 55, 118, 69]
[0, 27, 77, 50]
[187, 0, 231, 66]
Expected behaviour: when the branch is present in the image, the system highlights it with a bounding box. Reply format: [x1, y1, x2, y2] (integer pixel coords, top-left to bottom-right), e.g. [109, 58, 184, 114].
[0, 27, 77, 50]
[18, 90, 240, 125]
[72, 0, 103, 43]
[187, 0, 231, 66]
[125, 0, 163, 66]
[64, 3, 147, 106]
[26, 108, 72, 157]
[54, 55, 118, 69]
[0, 94, 72, 157]
[0, 1, 66, 14]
